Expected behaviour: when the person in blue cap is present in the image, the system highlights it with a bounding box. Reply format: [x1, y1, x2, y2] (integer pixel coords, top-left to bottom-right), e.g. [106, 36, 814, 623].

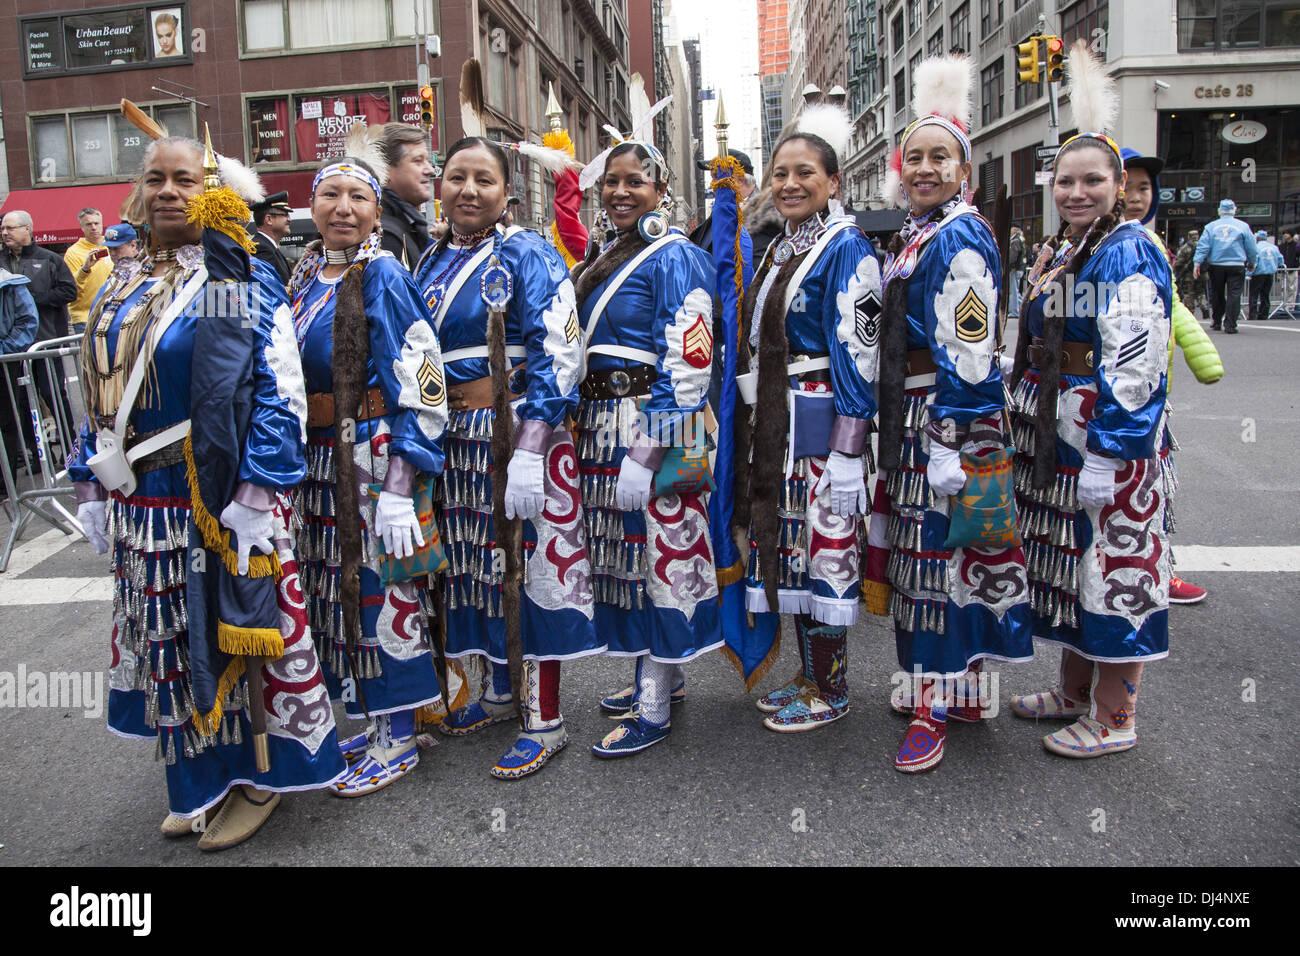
[1193, 199, 1257, 333]
[102, 222, 139, 267]
[1247, 229, 1283, 321]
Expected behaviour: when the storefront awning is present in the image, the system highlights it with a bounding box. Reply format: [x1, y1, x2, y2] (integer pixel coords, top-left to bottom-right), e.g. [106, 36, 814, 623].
[0, 183, 134, 245]
[853, 208, 908, 235]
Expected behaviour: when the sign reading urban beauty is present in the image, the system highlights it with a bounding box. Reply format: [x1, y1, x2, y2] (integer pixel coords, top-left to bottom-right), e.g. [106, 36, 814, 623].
[20, 3, 191, 77]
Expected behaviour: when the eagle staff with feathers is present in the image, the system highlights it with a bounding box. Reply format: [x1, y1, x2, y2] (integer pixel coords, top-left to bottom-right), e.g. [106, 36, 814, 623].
[1006, 40, 1175, 760]
[731, 102, 882, 735]
[871, 54, 1032, 775]
[411, 60, 600, 779]
[287, 121, 450, 797]
[69, 106, 348, 850]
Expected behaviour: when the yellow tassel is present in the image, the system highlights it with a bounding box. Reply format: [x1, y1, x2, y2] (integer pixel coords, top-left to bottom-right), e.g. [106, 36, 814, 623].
[862, 579, 893, 617]
[720, 623, 783, 694]
[184, 434, 282, 580]
[217, 621, 285, 659]
[715, 560, 746, 589]
[542, 129, 575, 157]
[548, 220, 578, 268]
[190, 656, 245, 738]
[185, 187, 257, 256]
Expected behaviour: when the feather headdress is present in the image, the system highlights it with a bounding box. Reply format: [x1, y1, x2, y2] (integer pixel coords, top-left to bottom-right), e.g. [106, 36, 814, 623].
[343, 120, 389, 187]
[885, 54, 975, 208]
[796, 102, 853, 163]
[578, 94, 674, 190]
[460, 59, 487, 138]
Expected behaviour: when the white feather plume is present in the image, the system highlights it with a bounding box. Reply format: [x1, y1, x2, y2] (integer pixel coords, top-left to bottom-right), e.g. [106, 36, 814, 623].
[883, 167, 903, 209]
[514, 141, 582, 175]
[912, 54, 973, 130]
[216, 154, 265, 204]
[1065, 38, 1117, 135]
[578, 96, 674, 190]
[344, 121, 389, 187]
[796, 102, 853, 160]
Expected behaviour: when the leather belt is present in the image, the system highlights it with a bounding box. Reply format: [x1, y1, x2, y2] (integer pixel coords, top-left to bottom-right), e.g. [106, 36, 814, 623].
[905, 349, 938, 376]
[306, 386, 388, 429]
[580, 363, 657, 400]
[790, 352, 831, 383]
[1029, 336, 1095, 376]
[126, 425, 187, 474]
[447, 368, 523, 412]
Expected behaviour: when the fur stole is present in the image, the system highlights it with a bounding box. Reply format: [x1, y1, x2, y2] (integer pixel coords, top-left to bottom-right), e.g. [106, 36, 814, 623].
[572, 230, 648, 305]
[876, 270, 911, 472]
[331, 261, 370, 710]
[487, 303, 524, 717]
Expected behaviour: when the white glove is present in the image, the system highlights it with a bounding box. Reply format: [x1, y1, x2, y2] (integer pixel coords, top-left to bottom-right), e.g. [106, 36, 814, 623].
[926, 442, 968, 497]
[813, 450, 868, 517]
[615, 455, 654, 512]
[77, 500, 109, 555]
[503, 449, 546, 520]
[1077, 453, 1123, 510]
[219, 499, 274, 575]
[373, 490, 425, 560]
[999, 352, 1016, 379]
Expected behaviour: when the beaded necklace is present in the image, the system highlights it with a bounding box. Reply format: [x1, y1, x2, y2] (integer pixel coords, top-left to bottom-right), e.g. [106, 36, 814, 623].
[424, 225, 495, 312]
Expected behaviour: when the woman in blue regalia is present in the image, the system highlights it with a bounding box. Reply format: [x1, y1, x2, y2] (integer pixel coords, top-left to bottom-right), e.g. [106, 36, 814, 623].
[874, 55, 1032, 774]
[734, 106, 881, 734]
[414, 136, 600, 778]
[569, 139, 721, 757]
[72, 134, 345, 850]
[289, 129, 447, 796]
[1006, 42, 1173, 758]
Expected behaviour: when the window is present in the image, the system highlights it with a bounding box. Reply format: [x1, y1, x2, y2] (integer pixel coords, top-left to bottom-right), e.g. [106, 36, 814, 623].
[1014, 65, 1041, 110]
[30, 103, 195, 183]
[242, 0, 434, 52]
[928, 0, 942, 12]
[1010, 144, 1043, 241]
[894, 69, 906, 113]
[978, 155, 1004, 210]
[950, 2, 971, 54]
[1061, 0, 1109, 51]
[908, 0, 921, 34]
[1177, 1, 1300, 50]
[892, 12, 904, 53]
[981, 56, 1005, 125]
[928, 27, 945, 58]
[980, 0, 1004, 38]
[909, 51, 923, 98]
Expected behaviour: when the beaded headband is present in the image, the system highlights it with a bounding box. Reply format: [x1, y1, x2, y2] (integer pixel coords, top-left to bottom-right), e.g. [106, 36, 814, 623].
[312, 162, 382, 200]
[1055, 131, 1124, 166]
[900, 115, 973, 163]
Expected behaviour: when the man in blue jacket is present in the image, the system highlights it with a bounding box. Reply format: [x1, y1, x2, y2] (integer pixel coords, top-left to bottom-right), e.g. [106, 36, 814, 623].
[1248, 230, 1284, 320]
[1194, 198, 1258, 334]
[0, 268, 39, 486]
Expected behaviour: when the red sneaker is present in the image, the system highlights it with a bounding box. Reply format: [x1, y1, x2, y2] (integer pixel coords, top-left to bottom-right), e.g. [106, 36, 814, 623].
[1169, 575, 1207, 605]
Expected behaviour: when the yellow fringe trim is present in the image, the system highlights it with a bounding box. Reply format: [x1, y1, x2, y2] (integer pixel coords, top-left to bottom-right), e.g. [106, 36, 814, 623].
[707, 154, 748, 339]
[217, 620, 284, 659]
[191, 655, 245, 738]
[715, 560, 746, 589]
[548, 219, 578, 268]
[542, 129, 575, 157]
[184, 434, 282, 580]
[186, 187, 257, 256]
[720, 622, 783, 694]
[861, 578, 892, 617]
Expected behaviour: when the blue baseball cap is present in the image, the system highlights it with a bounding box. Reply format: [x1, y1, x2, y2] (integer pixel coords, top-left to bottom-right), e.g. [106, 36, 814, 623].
[1256, 229, 1268, 239]
[1219, 198, 1236, 214]
[103, 222, 138, 247]
[1120, 147, 1163, 225]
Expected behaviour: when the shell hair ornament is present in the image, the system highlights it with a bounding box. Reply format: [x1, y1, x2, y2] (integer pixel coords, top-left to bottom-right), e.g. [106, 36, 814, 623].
[884, 54, 975, 208]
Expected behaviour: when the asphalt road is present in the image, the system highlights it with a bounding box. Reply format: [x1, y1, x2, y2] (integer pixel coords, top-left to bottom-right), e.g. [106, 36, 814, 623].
[0, 316, 1296, 867]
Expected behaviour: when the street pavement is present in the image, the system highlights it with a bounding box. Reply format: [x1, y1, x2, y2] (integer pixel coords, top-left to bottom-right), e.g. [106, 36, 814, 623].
[0, 316, 1296, 867]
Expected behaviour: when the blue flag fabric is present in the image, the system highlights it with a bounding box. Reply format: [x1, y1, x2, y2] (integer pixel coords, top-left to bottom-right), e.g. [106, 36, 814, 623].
[707, 159, 781, 691]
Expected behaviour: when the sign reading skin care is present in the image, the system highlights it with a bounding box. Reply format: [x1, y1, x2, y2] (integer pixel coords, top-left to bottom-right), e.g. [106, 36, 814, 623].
[62, 10, 149, 69]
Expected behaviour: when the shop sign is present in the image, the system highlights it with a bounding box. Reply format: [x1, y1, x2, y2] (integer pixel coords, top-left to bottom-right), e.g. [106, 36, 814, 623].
[1221, 120, 1267, 144]
[21, 3, 191, 77]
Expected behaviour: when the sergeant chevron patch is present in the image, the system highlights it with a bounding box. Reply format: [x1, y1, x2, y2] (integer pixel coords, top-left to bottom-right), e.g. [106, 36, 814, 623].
[564, 310, 580, 343]
[955, 288, 989, 342]
[683, 314, 713, 369]
[417, 356, 445, 407]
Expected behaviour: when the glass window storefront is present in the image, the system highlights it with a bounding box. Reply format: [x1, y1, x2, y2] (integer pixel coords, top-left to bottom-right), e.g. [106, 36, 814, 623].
[1157, 107, 1300, 240]
[1177, 0, 1300, 51]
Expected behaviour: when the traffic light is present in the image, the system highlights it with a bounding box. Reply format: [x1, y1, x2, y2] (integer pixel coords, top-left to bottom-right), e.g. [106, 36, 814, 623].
[419, 85, 435, 129]
[1045, 36, 1065, 83]
[1015, 38, 1040, 84]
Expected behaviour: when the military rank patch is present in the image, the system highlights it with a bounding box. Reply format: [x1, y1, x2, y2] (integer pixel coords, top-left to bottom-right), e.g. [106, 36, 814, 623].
[854, 291, 881, 348]
[417, 356, 445, 407]
[955, 287, 989, 343]
[683, 314, 713, 369]
[565, 310, 580, 343]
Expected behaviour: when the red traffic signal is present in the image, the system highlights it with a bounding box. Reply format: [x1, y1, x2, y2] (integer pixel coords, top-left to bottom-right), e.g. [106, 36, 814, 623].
[1045, 36, 1065, 82]
[419, 85, 435, 129]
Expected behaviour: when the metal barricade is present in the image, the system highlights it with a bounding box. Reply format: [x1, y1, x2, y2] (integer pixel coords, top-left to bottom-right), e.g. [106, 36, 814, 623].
[1268, 266, 1300, 319]
[0, 334, 85, 570]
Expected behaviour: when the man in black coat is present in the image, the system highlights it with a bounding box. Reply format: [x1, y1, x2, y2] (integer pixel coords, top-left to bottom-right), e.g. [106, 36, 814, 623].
[248, 191, 293, 285]
[1, 210, 77, 437]
[378, 124, 434, 271]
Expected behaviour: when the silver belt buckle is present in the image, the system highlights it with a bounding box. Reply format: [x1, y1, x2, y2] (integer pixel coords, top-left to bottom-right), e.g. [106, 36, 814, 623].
[608, 370, 632, 397]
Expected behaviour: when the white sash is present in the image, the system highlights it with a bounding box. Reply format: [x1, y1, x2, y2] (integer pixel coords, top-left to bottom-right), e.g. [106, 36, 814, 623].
[582, 233, 687, 345]
[432, 225, 524, 331]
